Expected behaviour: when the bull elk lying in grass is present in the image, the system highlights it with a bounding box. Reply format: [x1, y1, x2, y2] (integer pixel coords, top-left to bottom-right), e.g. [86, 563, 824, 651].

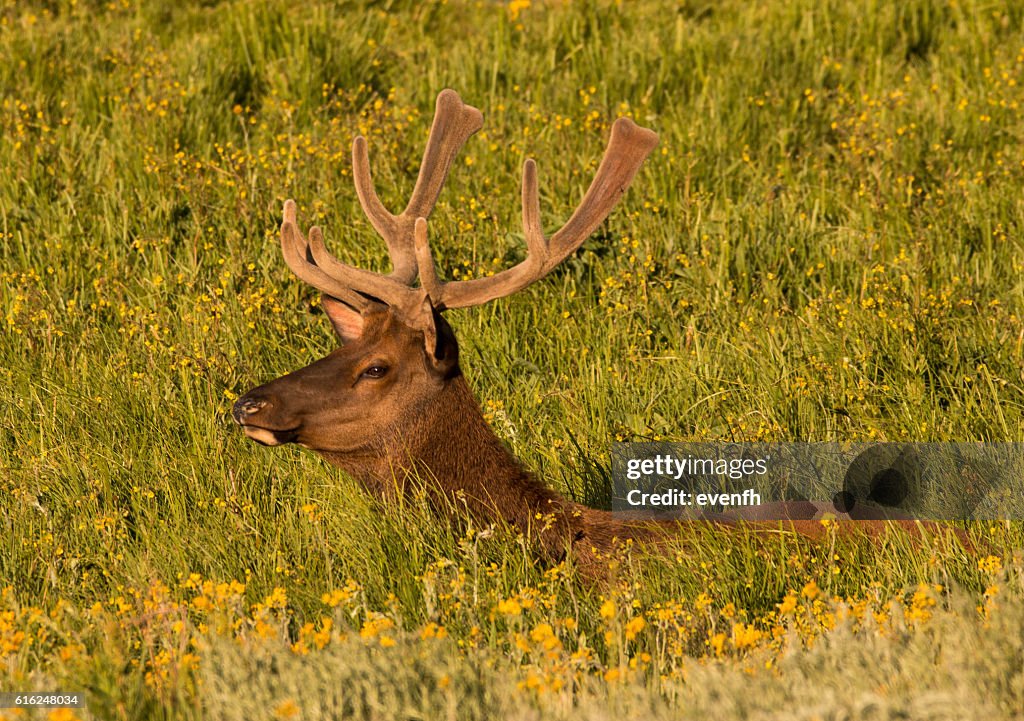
[233, 90, 963, 575]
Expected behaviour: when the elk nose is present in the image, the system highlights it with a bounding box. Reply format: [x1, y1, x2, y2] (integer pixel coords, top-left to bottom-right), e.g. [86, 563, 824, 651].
[232, 395, 269, 424]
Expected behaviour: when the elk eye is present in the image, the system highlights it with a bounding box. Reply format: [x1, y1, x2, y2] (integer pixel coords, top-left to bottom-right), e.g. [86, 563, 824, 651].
[361, 364, 389, 379]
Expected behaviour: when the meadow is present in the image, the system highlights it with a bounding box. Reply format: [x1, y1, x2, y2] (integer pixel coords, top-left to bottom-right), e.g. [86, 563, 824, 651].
[1, 0, 1024, 718]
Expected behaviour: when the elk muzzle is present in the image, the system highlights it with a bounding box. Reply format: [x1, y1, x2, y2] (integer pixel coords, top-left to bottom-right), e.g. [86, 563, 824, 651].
[232, 391, 300, 446]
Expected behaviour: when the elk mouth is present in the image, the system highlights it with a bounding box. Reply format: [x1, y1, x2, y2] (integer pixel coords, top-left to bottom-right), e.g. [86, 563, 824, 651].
[236, 423, 301, 446]
[232, 395, 301, 446]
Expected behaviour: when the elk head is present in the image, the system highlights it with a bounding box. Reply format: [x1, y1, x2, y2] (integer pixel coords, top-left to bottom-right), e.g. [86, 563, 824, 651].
[233, 90, 658, 480]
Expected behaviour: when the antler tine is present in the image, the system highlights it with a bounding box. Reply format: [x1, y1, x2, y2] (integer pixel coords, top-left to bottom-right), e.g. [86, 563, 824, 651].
[547, 117, 660, 261]
[305, 226, 417, 308]
[280, 201, 370, 311]
[414, 161, 548, 308]
[416, 117, 659, 310]
[405, 90, 485, 218]
[352, 89, 483, 285]
[280, 199, 422, 315]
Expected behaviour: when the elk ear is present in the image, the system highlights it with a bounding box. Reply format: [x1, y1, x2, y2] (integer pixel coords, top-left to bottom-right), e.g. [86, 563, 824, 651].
[321, 294, 365, 343]
[427, 310, 460, 377]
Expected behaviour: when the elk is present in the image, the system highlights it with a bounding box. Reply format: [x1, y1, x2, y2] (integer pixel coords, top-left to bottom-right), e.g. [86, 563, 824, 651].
[233, 90, 962, 575]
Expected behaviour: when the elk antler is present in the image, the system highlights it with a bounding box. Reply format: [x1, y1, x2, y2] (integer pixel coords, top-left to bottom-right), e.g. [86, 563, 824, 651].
[280, 89, 482, 321]
[354, 89, 483, 284]
[279, 90, 658, 336]
[415, 116, 659, 310]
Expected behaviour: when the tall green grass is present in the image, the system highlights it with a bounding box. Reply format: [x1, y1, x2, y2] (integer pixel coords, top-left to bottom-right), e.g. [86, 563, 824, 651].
[1, 0, 1023, 718]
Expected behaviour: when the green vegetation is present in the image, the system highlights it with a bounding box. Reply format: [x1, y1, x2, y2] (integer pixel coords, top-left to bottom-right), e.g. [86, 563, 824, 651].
[1, 0, 1022, 718]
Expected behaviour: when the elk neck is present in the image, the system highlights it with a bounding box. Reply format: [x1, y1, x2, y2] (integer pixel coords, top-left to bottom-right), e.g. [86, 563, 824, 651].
[317, 372, 582, 545]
